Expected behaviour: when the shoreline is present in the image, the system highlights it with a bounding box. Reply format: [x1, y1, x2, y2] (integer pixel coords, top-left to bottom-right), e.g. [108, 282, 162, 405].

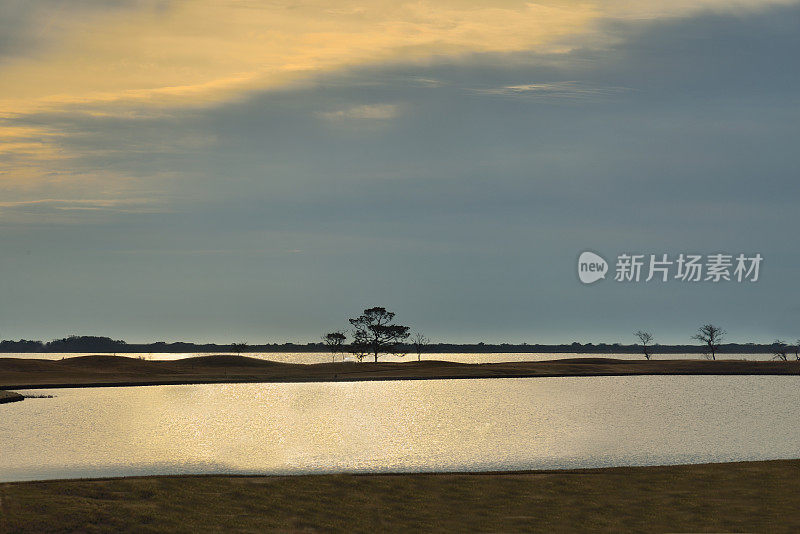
[2, 459, 799, 532]
[1, 354, 798, 390]
[4, 457, 797, 484]
[0, 390, 23, 403]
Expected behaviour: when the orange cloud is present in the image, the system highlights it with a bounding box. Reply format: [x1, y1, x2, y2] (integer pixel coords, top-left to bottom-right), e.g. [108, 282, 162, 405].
[0, 1, 599, 115]
[0, 0, 794, 206]
[2, 0, 794, 114]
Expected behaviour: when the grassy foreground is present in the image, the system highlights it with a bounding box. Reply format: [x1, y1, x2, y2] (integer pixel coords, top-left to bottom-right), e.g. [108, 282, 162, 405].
[2, 460, 799, 533]
[1, 354, 798, 390]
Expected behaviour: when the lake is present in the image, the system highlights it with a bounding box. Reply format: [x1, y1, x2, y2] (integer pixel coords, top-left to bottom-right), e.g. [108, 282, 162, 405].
[2, 375, 799, 482]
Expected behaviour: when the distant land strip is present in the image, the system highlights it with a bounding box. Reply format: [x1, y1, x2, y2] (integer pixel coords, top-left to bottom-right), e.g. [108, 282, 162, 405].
[0, 390, 24, 403]
[1, 355, 798, 390]
[0, 335, 791, 353]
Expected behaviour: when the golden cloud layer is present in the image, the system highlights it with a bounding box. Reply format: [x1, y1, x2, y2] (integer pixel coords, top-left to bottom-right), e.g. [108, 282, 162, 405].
[0, 1, 591, 115]
[2, 0, 793, 115]
[0, 0, 794, 207]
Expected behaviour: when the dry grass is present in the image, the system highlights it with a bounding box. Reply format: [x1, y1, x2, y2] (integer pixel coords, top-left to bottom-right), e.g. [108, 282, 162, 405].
[2, 460, 799, 533]
[1, 355, 797, 390]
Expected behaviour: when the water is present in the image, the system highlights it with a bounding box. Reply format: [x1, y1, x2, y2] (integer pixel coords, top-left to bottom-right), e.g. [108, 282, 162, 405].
[2, 375, 799, 482]
[0, 351, 773, 363]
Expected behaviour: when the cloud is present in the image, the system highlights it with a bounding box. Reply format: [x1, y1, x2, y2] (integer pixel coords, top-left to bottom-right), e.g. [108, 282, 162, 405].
[470, 81, 630, 100]
[0, 198, 154, 209]
[0, 1, 168, 62]
[318, 104, 400, 121]
[0, 0, 798, 229]
[3, 0, 793, 116]
[0, 198, 167, 223]
[0, 1, 599, 116]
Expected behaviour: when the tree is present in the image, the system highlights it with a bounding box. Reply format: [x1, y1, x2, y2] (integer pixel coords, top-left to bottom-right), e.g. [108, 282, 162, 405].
[691, 324, 725, 360]
[795, 340, 800, 361]
[231, 341, 248, 355]
[412, 332, 430, 362]
[323, 331, 347, 363]
[771, 339, 788, 362]
[634, 330, 654, 360]
[349, 307, 410, 363]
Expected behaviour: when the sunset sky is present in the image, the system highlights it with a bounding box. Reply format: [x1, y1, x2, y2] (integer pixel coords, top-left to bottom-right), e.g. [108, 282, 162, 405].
[1, 0, 798, 344]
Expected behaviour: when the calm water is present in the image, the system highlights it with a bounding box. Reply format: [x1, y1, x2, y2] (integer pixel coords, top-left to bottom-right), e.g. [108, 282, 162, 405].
[0, 351, 772, 363]
[2, 376, 799, 482]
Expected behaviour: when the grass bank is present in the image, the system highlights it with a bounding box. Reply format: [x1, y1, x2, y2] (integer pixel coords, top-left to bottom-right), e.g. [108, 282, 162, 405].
[1, 460, 799, 532]
[0, 390, 23, 404]
[1, 355, 798, 390]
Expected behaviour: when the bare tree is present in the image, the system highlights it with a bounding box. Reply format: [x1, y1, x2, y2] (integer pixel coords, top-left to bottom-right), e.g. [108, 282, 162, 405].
[691, 324, 725, 360]
[634, 330, 654, 360]
[323, 331, 347, 363]
[350, 342, 368, 363]
[349, 307, 410, 363]
[231, 341, 248, 355]
[771, 339, 788, 361]
[412, 332, 430, 362]
[795, 340, 800, 361]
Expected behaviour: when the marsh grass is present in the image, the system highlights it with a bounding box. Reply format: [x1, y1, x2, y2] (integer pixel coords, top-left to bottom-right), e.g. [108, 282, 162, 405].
[1, 460, 799, 533]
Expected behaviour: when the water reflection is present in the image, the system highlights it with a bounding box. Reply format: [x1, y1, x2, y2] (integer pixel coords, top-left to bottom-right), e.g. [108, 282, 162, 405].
[1, 376, 798, 482]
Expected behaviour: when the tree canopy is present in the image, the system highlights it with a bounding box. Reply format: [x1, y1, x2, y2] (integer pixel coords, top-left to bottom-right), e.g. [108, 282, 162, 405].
[691, 324, 725, 360]
[349, 307, 410, 362]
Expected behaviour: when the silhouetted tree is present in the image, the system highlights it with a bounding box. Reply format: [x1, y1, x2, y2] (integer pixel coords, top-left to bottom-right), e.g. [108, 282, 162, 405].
[691, 324, 725, 360]
[772, 339, 789, 361]
[231, 341, 248, 355]
[323, 331, 347, 362]
[412, 332, 430, 362]
[795, 340, 800, 361]
[634, 330, 654, 360]
[349, 307, 410, 363]
[46, 335, 126, 352]
[0, 339, 45, 352]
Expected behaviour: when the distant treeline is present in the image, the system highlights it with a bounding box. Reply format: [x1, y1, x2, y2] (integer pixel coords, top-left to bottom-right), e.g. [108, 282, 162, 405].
[0, 335, 780, 354]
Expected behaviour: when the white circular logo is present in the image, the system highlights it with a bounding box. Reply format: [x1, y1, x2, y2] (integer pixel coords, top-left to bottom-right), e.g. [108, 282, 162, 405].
[578, 251, 608, 284]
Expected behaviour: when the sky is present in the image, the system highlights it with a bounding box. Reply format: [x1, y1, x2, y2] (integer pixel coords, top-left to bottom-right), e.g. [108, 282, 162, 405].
[0, 0, 798, 344]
